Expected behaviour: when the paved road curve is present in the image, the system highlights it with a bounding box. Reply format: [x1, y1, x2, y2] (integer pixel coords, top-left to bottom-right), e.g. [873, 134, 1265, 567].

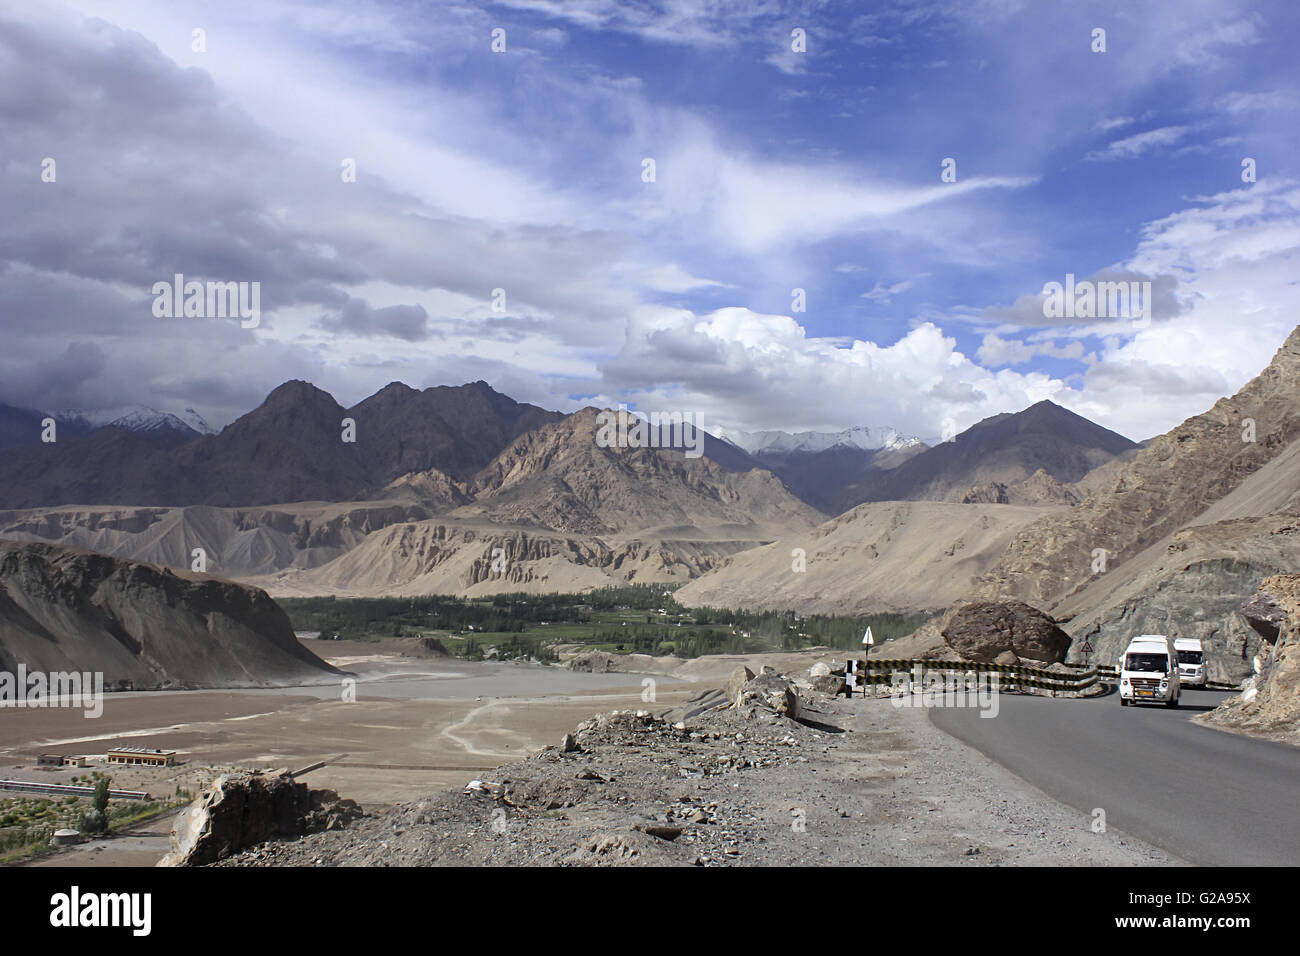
[928, 688, 1300, 866]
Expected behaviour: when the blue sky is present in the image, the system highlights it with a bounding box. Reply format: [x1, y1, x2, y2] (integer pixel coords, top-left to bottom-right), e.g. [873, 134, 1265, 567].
[2, 0, 1298, 442]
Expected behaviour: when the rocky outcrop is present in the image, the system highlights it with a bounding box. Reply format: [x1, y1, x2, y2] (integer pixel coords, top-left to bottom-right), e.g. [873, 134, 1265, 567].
[0, 540, 339, 689]
[1201, 575, 1300, 737]
[940, 601, 1071, 665]
[0, 501, 440, 579]
[1064, 555, 1268, 682]
[159, 771, 362, 866]
[724, 666, 756, 706]
[733, 667, 800, 718]
[960, 471, 1080, 505]
[461, 532, 614, 588]
[468, 407, 823, 537]
[802, 662, 847, 695]
[962, 482, 1010, 504]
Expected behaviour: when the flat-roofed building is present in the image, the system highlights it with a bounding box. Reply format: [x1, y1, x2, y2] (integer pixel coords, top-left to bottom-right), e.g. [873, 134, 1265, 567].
[106, 746, 176, 768]
[36, 754, 62, 768]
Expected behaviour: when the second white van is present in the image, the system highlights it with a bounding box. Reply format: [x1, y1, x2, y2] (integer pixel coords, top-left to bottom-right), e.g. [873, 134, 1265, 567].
[1174, 637, 1206, 688]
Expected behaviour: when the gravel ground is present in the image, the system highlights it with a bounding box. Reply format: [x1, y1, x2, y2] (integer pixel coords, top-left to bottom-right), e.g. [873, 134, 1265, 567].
[219, 687, 1182, 867]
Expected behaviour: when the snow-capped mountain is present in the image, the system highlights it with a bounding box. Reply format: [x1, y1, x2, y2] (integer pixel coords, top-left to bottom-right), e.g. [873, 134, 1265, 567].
[52, 405, 216, 437]
[714, 425, 921, 456]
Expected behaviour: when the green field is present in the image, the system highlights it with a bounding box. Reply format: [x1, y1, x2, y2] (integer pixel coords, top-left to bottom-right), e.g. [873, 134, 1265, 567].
[0, 775, 191, 864]
[278, 585, 927, 662]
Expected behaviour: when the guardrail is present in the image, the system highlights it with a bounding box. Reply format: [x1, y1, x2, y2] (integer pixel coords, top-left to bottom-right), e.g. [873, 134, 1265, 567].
[1090, 664, 1241, 691]
[0, 779, 152, 801]
[837, 659, 1243, 695]
[843, 658, 1103, 694]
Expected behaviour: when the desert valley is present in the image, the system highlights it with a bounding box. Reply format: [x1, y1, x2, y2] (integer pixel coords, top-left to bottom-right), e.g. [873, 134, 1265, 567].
[2, 4, 1296, 935]
[0, 326, 1298, 871]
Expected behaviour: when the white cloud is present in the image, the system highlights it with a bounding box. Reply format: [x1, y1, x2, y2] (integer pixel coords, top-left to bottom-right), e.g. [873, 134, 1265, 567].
[1095, 115, 1135, 132]
[1215, 90, 1298, 114]
[655, 138, 1036, 251]
[639, 264, 732, 293]
[1085, 126, 1193, 162]
[1073, 179, 1300, 437]
[977, 335, 1088, 367]
[861, 276, 927, 303]
[602, 308, 1065, 439]
[1171, 13, 1264, 68]
[490, 0, 786, 49]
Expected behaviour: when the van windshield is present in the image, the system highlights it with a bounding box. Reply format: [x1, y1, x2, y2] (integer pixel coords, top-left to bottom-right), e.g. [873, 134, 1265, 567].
[1125, 653, 1168, 673]
[1177, 650, 1203, 665]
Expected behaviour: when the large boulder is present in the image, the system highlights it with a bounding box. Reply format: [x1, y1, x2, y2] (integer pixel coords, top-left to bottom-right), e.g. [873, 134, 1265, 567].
[940, 601, 1071, 665]
[735, 672, 800, 719]
[808, 673, 847, 696]
[159, 771, 361, 866]
[1203, 575, 1300, 737]
[724, 666, 755, 706]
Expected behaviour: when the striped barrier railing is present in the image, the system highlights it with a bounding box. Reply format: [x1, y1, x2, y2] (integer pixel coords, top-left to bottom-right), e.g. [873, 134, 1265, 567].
[1089, 664, 1242, 692]
[845, 660, 1242, 694]
[841, 659, 1102, 694]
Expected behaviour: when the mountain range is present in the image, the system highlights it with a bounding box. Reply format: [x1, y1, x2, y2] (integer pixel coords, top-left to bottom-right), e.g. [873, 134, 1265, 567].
[0, 403, 215, 452]
[714, 424, 922, 456]
[54, 405, 216, 438]
[3, 327, 1299, 690]
[0, 376, 1147, 603]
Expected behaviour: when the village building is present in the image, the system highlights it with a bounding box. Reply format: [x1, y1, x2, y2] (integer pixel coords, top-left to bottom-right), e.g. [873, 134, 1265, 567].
[106, 746, 176, 768]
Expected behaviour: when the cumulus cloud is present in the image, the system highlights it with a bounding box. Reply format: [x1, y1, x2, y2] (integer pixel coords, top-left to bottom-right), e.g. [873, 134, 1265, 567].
[601, 308, 1065, 440]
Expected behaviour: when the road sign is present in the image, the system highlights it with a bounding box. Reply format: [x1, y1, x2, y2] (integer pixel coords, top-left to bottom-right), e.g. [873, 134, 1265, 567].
[1081, 640, 1094, 653]
[862, 627, 874, 646]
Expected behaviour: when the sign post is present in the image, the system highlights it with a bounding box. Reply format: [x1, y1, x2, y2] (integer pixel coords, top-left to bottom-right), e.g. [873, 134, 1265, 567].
[860, 627, 874, 697]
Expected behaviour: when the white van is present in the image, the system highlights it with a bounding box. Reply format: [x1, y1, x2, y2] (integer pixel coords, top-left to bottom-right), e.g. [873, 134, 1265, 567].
[1119, 635, 1181, 707]
[1174, 637, 1206, 688]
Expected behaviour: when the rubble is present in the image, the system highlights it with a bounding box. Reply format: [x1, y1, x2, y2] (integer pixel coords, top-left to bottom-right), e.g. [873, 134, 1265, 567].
[213, 671, 1174, 868]
[159, 770, 362, 866]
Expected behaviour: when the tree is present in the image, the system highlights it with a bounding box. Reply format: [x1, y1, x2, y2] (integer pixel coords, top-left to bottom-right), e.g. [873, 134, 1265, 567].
[93, 775, 110, 814]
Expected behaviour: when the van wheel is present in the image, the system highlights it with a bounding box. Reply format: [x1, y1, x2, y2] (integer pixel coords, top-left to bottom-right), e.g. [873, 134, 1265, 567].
[1120, 697, 1129, 707]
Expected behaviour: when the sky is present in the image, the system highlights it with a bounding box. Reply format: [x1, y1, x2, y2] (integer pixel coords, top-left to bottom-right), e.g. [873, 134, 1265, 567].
[1, 0, 1297, 443]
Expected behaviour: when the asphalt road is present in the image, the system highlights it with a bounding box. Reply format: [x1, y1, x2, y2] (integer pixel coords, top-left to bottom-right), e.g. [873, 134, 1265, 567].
[928, 687, 1300, 866]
